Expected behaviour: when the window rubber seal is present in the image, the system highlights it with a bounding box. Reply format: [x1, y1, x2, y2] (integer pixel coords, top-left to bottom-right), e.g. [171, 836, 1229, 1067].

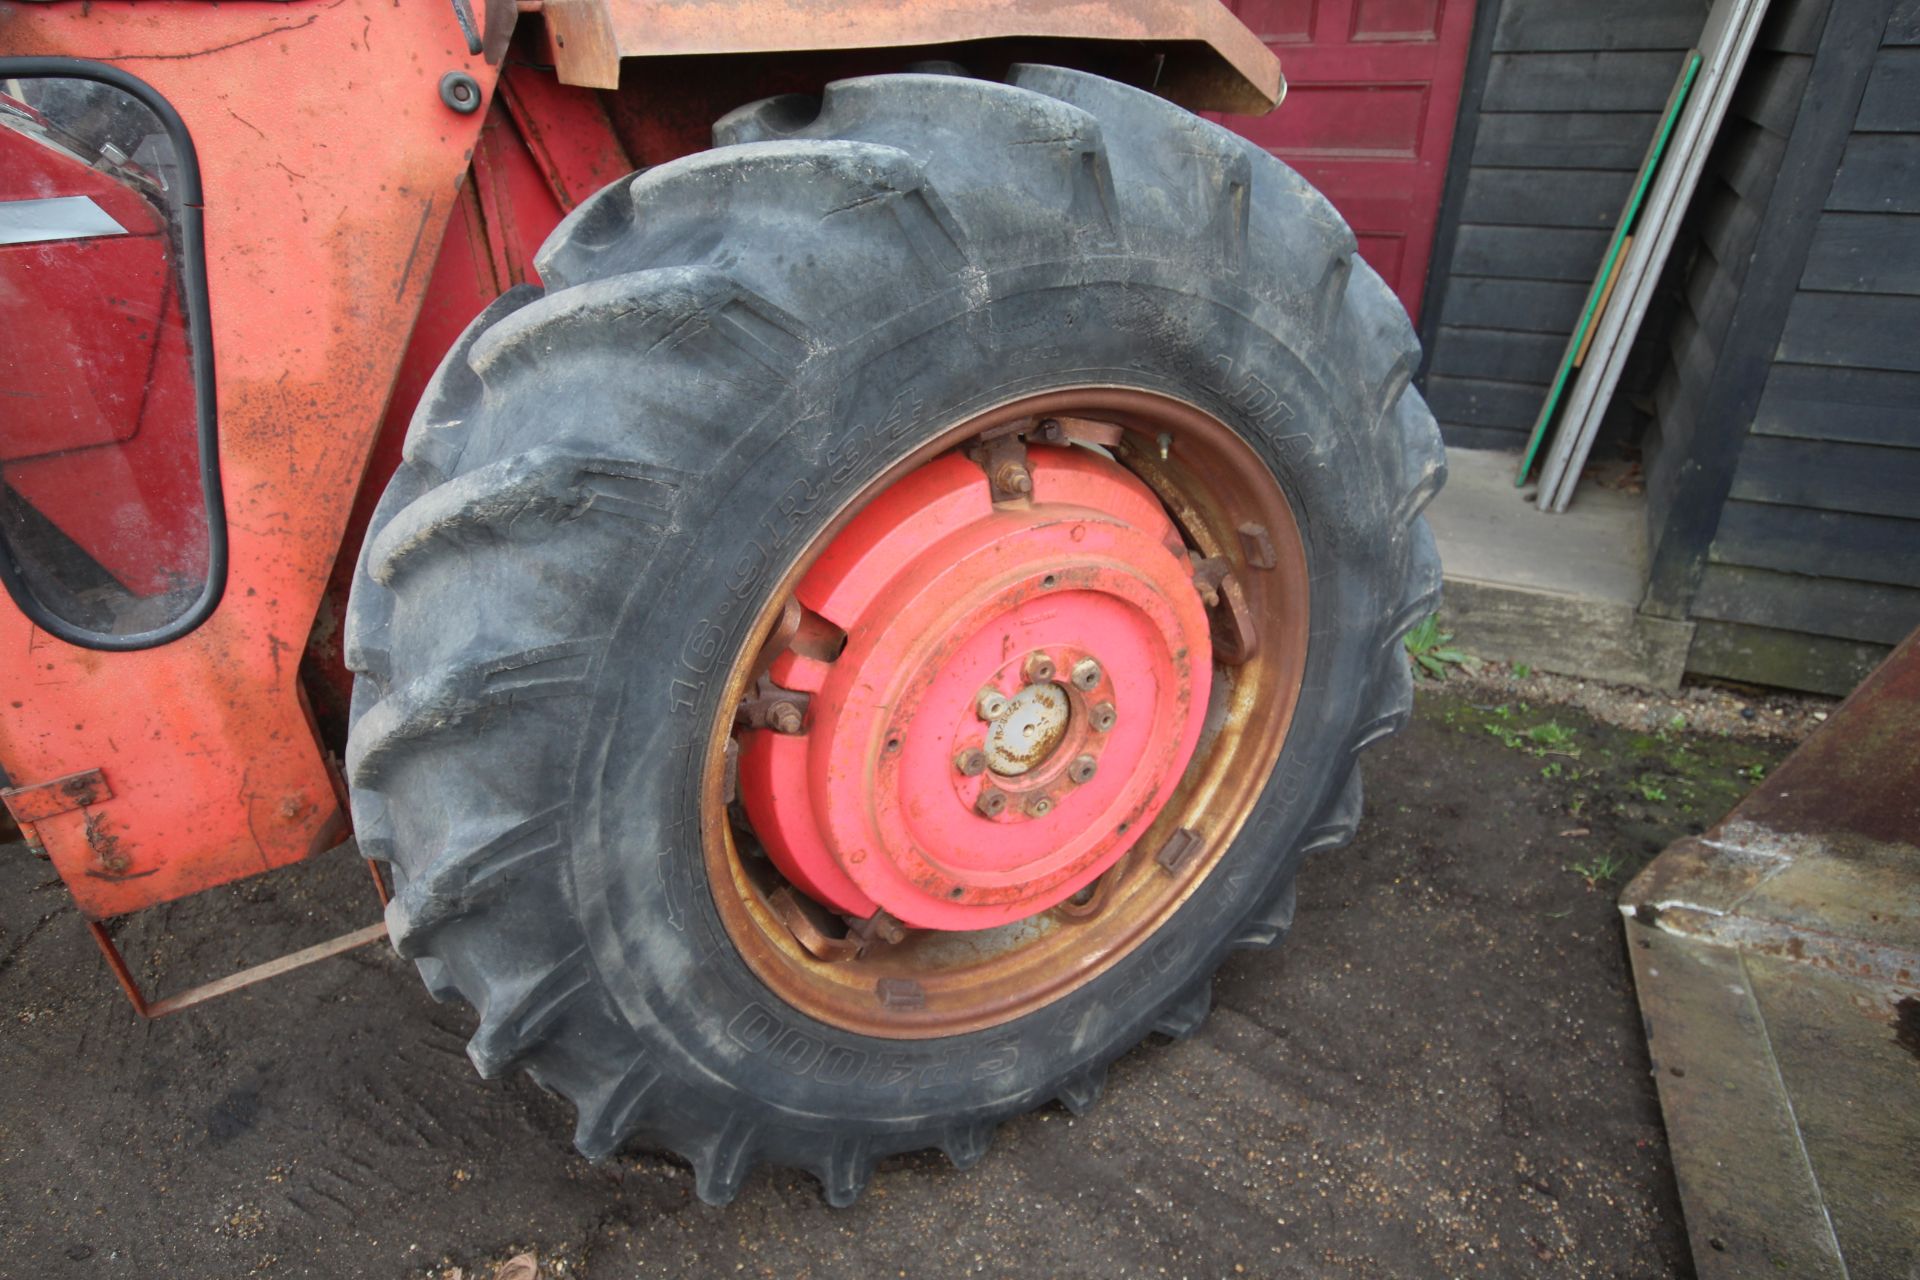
[0, 56, 226, 652]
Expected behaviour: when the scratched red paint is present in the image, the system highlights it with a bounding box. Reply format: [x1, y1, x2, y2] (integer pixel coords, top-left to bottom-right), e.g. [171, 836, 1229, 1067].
[0, 2, 496, 919]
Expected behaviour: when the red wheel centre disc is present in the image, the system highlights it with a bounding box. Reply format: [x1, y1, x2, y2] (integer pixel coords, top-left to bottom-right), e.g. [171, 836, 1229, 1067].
[738, 445, 1214, 931]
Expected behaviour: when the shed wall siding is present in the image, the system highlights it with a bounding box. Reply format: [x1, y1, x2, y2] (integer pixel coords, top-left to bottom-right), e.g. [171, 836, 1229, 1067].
[1419, 0, 1709, 448]
[1642, 2, 1826, 551]
[1650, 0, 1920, 693]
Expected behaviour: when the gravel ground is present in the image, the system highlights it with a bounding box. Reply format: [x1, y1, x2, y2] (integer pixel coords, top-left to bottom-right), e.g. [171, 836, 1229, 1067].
[0, 686, 1794, 1278]
[1432, 660, 1833, 743]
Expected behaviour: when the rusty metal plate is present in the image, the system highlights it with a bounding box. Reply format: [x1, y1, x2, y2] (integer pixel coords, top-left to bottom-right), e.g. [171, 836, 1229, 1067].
[1621, 627, 1920, 1277]
[1, 767, 110, 823]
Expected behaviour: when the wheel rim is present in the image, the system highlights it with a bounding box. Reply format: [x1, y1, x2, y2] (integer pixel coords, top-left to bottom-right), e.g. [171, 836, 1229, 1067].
[703, 388, 1311, 1037]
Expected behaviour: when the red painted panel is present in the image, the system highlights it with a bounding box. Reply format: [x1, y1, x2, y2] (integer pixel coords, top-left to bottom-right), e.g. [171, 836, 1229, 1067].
[1221, 0, 1475, 322]
[1351, 0, 1440, 40]
[1251, 82, 1429, 156]
[1356, 231, 1406, 280]
[0, 1, 495, 920]
[1246, 0, 1316, 42]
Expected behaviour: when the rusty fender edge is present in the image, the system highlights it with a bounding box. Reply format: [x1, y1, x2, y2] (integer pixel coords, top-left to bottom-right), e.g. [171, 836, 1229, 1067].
[538, 0, 1284, 114]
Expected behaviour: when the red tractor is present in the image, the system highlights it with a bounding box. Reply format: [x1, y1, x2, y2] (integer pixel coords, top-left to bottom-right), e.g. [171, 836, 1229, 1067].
[0, 0, 1442, 1204]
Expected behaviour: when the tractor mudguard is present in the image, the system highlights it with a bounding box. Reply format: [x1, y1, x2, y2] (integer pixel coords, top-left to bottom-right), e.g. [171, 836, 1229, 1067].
[539, 0, 1282, 113]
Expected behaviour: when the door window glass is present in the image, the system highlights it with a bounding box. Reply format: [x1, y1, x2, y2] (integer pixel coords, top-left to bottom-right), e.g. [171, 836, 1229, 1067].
[0, 70, 221, 644]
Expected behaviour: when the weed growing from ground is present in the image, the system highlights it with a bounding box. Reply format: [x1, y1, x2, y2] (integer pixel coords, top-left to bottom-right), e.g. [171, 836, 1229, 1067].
[1567, 853, 1625, 888]
[1404, 615, 1475, 680]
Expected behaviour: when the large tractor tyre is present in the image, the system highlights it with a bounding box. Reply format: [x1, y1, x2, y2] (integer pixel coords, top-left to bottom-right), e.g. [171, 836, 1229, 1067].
[345, 65, 1443, 1206]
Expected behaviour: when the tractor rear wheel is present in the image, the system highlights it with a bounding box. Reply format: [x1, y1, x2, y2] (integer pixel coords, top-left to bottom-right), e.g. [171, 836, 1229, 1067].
[345, 65, 1443, 1206]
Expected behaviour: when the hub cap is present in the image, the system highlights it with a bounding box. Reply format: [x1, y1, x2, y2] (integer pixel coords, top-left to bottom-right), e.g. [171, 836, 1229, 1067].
[738, 446, 1213, 931]
[983, 679, 1069, 776]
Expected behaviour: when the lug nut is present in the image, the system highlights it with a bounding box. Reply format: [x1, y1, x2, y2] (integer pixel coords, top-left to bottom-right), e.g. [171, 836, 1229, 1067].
[768, 701, 804, 734]
[954, 747, 987, 777]
[993, 461, 1033, 496]
[1026, 794, 1055, 817]
[1024, 651, 1057, 683]
[1090, 701, 1117, 733]
[1067, 754, 1098, 785]
[976, 787, 1008, 818]
[976, 688, 1010, 721]
[1070, 658, 1102, 691]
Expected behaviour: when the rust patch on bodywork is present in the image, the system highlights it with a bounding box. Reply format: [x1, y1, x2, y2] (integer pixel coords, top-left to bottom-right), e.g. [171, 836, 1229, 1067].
[0, 767, 110, 823]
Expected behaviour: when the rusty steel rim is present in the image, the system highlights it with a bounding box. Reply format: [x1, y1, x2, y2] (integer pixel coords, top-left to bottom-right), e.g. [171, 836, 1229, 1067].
[701, 388, 1310, 1038]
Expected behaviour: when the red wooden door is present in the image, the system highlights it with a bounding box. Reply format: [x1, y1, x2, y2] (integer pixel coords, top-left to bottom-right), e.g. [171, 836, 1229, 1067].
[1222, 0, 1475, 323]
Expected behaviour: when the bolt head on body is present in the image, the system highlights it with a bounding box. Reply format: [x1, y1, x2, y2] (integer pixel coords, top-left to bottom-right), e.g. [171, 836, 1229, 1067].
[1026, 794, 1055, 817]
[976, 787, 1008, 818]
[1070, 658, 1101, 691]
[954, 747, 988, 777]
[1090, 701, 1117, 733]
[1067, 754, 1098, 785]
[1023, 651, 1056, 683]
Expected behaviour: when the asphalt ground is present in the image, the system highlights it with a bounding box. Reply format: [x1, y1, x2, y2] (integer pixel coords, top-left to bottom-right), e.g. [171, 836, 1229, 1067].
[0, 687, 1789, 1278]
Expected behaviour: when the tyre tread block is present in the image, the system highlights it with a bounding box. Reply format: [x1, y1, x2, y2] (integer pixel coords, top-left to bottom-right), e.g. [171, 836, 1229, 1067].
[406, 284, 544, 480]
[690, 1116, 760, 1207]
[574, 1059, 665, 1161]
[345, 641, 596, 787]
[1151, 980, 1214, 1040]
[938, 1119, 997, 1171]
[1054, 1064, 1107, 1117]
[1230, 875, 1300, 952]
[467, 949, 592, 1078]
[386, 807, 567, 955]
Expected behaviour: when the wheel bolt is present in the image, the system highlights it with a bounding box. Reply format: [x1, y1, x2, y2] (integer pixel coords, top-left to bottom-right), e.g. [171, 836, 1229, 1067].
[954, 747, 987, 777]
[1070, 658, 1101, 691]
[1024, 651, 1056, 683]
[1067, 754, 1098, 785]
[1090, 701, 1117, 733]
[976, 689, 1010, 721]
[1026, 794, 1054, 817]
[868, 911, 907, 946]
[769, 701, 804, 734]
[976, 787, 1008, 818]
[993, 461, 1033, 496]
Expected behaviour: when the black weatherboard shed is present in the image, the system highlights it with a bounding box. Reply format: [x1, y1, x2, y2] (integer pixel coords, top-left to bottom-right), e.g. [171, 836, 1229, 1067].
[1413, 0, 1920, 695]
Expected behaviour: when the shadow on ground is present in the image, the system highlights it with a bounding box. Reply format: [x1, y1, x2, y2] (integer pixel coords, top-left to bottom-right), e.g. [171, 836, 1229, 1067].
[0, 688, 1786, 1277]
